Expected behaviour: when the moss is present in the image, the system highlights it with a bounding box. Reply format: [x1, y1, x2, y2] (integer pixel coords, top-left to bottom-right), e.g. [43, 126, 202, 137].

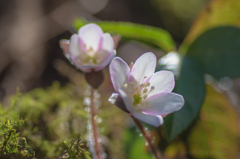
[0, 80, 127, 158]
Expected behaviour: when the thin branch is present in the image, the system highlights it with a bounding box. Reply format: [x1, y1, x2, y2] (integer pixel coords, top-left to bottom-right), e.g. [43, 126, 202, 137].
[90, 87, 102, 159]
[131, 115, 162, 159]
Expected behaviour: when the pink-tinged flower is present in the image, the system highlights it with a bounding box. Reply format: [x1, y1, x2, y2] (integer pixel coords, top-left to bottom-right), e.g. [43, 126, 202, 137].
[60, 23, 116, 72]
[108, 52, 184, 127]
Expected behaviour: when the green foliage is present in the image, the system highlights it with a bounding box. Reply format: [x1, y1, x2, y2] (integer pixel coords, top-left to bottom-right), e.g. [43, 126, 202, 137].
[187, 86, 239, 159]
[164, 26, 240, 141]
[61, 137, 91, 159]
[0, 77, 127, 158]
[187, 26, 240, 80]
[72, 18, 176, 52]
[159, 86, 239, 159]
[0, 117, 36, 158]
[124, 126, 153, 159]
[149, 0, 208, 40]
[0, 82, 93, 159]
[179, 0, 240, 55]
[181, 0, 240, 51]
[163, 57, 205, 141]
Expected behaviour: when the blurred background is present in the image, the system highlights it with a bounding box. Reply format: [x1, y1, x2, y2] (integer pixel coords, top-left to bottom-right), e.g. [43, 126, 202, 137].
[0, 0, 210, 101]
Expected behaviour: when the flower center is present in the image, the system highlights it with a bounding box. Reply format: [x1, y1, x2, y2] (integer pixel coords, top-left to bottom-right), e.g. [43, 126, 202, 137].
[133, 94, 142, 105]
[83, 44, 97, 64]
[124, 76, 155, 109]
[88, 56, 97, 65]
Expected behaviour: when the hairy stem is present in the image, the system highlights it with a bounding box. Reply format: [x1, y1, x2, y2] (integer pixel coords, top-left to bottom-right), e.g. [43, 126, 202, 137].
[90, 87, 102, 159]
[131, 115, 162, 159]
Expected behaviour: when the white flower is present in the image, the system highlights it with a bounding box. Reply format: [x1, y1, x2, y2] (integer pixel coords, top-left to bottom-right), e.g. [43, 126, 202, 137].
[109, 52, 184, 127]
[60, 23, 116, 72]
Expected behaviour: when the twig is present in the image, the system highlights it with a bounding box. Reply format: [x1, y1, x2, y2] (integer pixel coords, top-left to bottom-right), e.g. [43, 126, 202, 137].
[90, 87, 102, 159]
[131, 115, 162, 159]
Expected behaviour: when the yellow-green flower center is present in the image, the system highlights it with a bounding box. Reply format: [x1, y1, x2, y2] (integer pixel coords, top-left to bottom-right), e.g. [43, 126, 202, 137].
[83, 45, 97, 65]
[133, 94, 142, 105]
[88, 56, 97, 64]
[124, 76, 155, 109]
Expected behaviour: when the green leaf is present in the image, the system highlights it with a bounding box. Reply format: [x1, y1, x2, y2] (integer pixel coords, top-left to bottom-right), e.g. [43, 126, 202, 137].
[180, 0, 240, 53]
[72, 18, 176, 52]
[166, 26, 240, 141]
[187, 85, 239, 159]
[163, 57, 205, 141]
[187, 26, 240, 80]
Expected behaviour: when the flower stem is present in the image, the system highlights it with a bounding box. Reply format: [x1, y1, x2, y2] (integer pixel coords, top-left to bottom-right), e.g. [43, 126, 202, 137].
[90, 87, 102, 159]
[131, 115, 162, 159]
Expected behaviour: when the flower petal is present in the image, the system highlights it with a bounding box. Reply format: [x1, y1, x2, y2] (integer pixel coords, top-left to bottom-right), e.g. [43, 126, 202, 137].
[76, 66, 92, 72]
[100, 33, 114, 53]
[118, 89, 134, 112]
[108, 93, 129, 113]
[129, 52, 156, 83]
[109, 57, 130, 92]
[108, 93, 119, 104]
[69, 34, 82, 57]
[94, 33, 115, 68]
[76, 50, 115, 72]
[94, 50, 116, 71]
[117, 89, 166, 127]
[142, 93, 184, 116]
[79, 23, 103, 52]
[132, 112, 163, 127]
[77, 64, 103, 73]
[147, 70, 175, 96]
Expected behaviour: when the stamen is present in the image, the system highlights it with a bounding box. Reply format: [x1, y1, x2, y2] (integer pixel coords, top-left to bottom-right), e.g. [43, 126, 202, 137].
[141, 88, 148, 94]
[134, 86, 140, 93]
[146, 82, 150, 87]
[140, 76, 148, 87]
[127, 76, 154, 109]
[148, 86, 155, 94]
[142, 94, 148, 99]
